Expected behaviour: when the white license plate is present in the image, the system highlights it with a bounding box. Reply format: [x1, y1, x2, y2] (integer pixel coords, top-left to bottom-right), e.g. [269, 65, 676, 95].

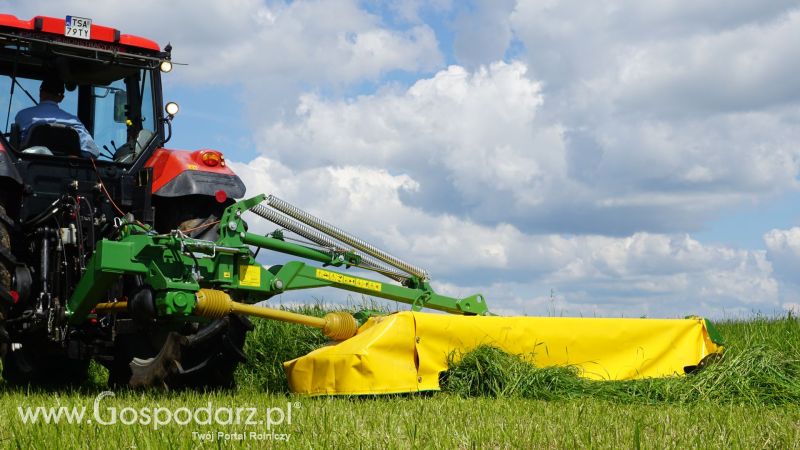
[65, 15, 91, 40]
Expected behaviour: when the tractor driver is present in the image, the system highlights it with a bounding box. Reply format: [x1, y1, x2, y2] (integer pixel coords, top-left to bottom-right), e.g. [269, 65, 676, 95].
[15, 77, 100, 158]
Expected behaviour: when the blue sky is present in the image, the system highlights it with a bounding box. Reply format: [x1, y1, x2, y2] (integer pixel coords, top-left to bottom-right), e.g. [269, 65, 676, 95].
[9, 1, 800, 317]
[695, 191, 800, 249]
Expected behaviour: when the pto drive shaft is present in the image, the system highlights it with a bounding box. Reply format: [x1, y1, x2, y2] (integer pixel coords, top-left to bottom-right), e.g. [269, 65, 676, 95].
[95, 289, 359, 341]
[195, 289, 359, 340]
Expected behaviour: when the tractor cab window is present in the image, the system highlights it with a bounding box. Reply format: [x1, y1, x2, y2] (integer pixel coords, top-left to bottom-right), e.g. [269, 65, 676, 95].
[0, 76, 80, 117]
[90, 69, 157, 164]
[0, 60, 160, 164]
[91, 79, 128, 155]
[0, 75, 81, 138]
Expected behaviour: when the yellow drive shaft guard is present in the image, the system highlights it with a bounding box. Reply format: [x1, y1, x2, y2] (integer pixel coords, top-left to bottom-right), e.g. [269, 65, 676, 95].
[96, 290, 359, 341]
[194, 289, 358, 341]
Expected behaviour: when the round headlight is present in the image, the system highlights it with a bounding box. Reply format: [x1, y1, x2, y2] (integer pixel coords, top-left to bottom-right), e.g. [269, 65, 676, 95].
[160, 60, 173, 73]
[165, 102, 180, 116]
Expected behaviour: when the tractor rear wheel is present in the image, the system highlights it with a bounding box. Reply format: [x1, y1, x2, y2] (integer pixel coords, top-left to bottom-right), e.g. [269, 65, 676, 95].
[2, 339, 90, 386]
[0, 204, 11, 296]
[0, 204, 11, 359]
[112, 314, 252, 389]
[0, 203, 89, 386]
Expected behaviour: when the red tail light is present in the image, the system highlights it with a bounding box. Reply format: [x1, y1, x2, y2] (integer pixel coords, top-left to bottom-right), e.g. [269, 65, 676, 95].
[201, 151, 222, 167]
[215, 190, 228, 203]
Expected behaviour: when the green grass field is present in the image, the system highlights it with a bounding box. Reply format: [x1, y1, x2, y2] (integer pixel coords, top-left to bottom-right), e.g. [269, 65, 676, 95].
[0, 311, 798, 449]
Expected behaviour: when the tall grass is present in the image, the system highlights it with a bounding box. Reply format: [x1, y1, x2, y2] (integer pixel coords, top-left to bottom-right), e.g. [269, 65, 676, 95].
[231, 305, 800, 405]
[235, 303, 330, 392]
[441, 314, 800, 405]
[2, 310, 799, 448]
[29, 304, 800, 406]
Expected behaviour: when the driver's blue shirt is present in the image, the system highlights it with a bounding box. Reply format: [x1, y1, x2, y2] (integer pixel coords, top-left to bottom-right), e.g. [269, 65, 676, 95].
[15, 100, 100, 157]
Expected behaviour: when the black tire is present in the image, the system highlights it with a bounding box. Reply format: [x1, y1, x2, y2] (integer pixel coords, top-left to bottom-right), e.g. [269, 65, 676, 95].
[113, 315, 252, 389]
[176, 216, 220, 241]
[3, 339, 90, 386]
[165, 314, 252, 389]
[108, 331, 157, 387]
[0, 204, 11, 360]
[153, 195, 228, 240]
[0, 204, 11, 293]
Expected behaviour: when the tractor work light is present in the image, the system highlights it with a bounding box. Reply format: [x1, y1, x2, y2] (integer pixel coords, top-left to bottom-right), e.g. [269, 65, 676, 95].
[160, 60, 173, 73]
[165, 102, 179, 117]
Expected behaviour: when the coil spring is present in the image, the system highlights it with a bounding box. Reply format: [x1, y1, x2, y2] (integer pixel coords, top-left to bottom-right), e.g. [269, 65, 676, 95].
[266, 195, 429, 280]
[250, 204, 409, 283]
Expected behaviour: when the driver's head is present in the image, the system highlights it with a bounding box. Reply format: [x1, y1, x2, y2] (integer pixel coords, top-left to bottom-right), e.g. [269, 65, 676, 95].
[39, 77, 65, 103]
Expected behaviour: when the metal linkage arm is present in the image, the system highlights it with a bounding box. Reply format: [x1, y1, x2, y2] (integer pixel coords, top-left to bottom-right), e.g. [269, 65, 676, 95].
[66, 195, 491, 325]
[265, 261, 489, 315]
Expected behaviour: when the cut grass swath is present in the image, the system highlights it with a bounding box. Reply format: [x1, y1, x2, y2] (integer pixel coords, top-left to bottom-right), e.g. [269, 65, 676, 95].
[441, 314, 800, 405]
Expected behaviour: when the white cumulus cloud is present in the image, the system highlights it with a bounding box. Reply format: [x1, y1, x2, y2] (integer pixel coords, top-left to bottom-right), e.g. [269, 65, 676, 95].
[8, 0, 443, 118]
[765, 227, 800, 280]
[230, 156, 779, 317]
[8, 0, 795, 317]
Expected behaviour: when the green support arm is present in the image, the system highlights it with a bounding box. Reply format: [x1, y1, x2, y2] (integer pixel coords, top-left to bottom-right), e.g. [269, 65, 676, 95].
[67, 240, 149, 321]
[268, 262, 488, 315]
[66, 195, 491, 324]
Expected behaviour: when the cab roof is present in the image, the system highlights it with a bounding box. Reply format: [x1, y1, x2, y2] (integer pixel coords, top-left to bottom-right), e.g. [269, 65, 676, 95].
[0, 14, 160, 52]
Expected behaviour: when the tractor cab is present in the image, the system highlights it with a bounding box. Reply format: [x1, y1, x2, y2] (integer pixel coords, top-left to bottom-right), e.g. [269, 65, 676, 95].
[0, 65, 160, 164]
[0, 15, 170, 164]
[0, 15, 178, 225]
[0, 15, 244, 228]
[0, 56, 162, 162]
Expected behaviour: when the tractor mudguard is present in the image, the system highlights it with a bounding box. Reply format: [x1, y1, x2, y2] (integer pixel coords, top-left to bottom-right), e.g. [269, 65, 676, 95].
[0, 145, 22, 185]
[145, 148, 245, 199]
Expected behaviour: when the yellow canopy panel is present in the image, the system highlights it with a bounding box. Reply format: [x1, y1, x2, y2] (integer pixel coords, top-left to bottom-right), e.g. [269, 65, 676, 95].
[284, 311, 723, 395]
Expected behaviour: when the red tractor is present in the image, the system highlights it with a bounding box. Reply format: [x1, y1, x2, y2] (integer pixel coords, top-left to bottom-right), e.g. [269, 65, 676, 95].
[0, 14, 249, 387]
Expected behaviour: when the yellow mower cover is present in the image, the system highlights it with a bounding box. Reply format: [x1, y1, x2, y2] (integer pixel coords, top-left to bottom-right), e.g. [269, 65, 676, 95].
[284, 311, 723, 395]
